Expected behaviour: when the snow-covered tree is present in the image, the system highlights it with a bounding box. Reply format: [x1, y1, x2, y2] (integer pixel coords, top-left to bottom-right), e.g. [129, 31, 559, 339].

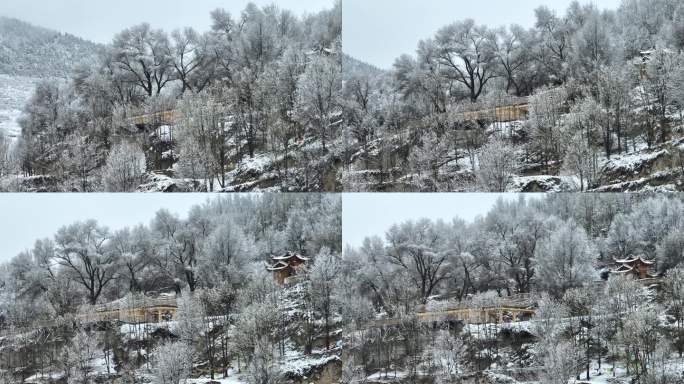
[169, 27, 215, 94]
[108, 225, 153, 293]
[534, 5, 571, 81]
[484, 197, 546, 293]
[433, 19, 498, 102]
[175, 290, 205, 343]
[570, 7, 614, 81]
[620, 308, 662, 377]
[307, 248, 341, 350]
[476, 137, 518, 192]
[151, 341, 194, 384]
[174, 89, 230, 190]
[537, 340, 581, 384]
[53, 220, 117, 305]
[232, 271, 281, 364]
[606, 197, 683, 261]
[296, 55, 342, 150]
[385, 219, 450, 304]
[151, 209, 200, 292]
[535, 220, 595, 295]
[248, 337, 281, 384]
[531, 293, 570, 339]
[200, 220, 250, 287]
[493, 25, 533, 96]
[111, 23, 173, 97]
[408, 131, 450, 191]
[431, 330, 465, 383]
[61, 329, 99, 384]
[0, 130, 15, 179]
[562, 131, 599, 191]
[644, 49, 680, 144]
[596, 64, 634, 156]
[65, 135, 100, 191]
[102, 142, 146, 192]
[657, 230, 684, 272]
[663, 266, 684, 357]
[526, 86, 567, 171]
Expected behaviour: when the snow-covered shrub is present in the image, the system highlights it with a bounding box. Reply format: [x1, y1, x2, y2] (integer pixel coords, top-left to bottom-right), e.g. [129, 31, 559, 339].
[151, 341, 194, 384]
[476, 138, 519, 192]
[102, 142, 146, 192]
[61, 329, 99, 384]
[248, 337, 282, 384]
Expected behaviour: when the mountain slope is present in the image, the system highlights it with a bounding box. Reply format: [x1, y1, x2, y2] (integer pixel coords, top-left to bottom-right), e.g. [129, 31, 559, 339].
[0, 17, 101, 139]
[0, 16, 102, 77]
[342, 54, 387, 81]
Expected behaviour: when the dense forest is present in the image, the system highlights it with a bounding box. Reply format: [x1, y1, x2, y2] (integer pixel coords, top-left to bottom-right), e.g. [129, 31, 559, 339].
[0, 2, 342, 192]
[343, 194, 684, 384]
[0, 16, 102, 181]
[0, 194, 343, 383]
[342, 0, 684, 192]
[342, 194, 684, 383]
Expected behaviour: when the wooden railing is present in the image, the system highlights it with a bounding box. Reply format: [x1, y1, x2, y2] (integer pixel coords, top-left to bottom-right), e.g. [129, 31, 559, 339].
[366, 305, 536, 329]
[0, 298, 179, 337]
[87, 296, 178, 323]
[416, 307, 535, 324]
[127, 110, 175, 126]
[93, 296, 177, 312]
[454, 103, 529, 123]
[81, 305, 177, 324]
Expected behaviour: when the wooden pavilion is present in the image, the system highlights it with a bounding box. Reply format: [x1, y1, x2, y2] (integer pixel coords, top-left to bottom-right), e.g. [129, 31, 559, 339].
[266, 251, 309, 284]
[610, 256, 657, 279]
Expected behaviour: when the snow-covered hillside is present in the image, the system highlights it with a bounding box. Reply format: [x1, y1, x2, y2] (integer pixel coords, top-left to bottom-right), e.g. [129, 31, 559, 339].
[0, 3, 342, 192]
[0, 74, 39, 140]
[341, 0, 684, 194]
[0, 195, 343, 383]
[0, 17, 101, 145]
[0, 16, 101, 77]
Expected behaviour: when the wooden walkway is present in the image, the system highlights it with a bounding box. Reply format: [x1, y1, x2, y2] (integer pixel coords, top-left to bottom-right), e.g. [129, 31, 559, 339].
[80, 305, 177, 324]
[366, 306, 536, 329]
[455, 103, 529, 123]
[0, 297, 178, 337]
[127, 110, 175, 126]
[416, 306, 535, 323]
[87, 296, 178, 323]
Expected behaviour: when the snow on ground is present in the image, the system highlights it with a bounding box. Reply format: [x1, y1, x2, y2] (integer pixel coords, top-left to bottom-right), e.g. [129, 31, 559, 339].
[24, 372, 63, 383]
[280, 344, 341, 377]
[236, 152, 273, 173]
[120, 322, 165, 341]
[90, 352, 117, 375]
[456, 155, 477, 172]
[0, 74, 39, 142]
[486, 120, 526, 139]
[592, 170, 681, 192]
[534, 355, 684, 383]
[509, 175, 580, 192]
[136, 172, 207, 192]
[23, 353, 115, 383]
[463, 320, 534, 340]
[157, 125, 172, 142]
[187, 377, 248, 384]
[600, 148, 670, 175]
[366, 370, 409, 383]
[0, 108, 21, 138]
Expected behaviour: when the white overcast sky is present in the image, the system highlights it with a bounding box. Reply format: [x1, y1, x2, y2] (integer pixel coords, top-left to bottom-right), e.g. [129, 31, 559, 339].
[342, 193, 542, 248]
[343, 0, 622, 69]
[0, 194, 212, 261]
[0, 0, 333, 44]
